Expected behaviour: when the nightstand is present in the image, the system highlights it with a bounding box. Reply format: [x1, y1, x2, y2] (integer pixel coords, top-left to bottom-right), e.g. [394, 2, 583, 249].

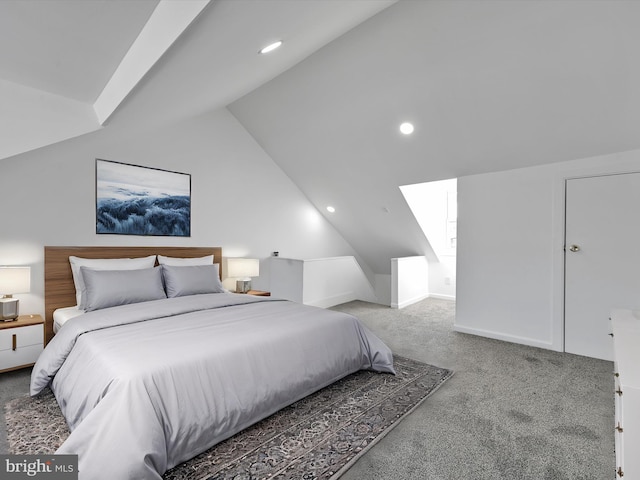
[247, 290, 271, 296]
[0, 314, 44, 373]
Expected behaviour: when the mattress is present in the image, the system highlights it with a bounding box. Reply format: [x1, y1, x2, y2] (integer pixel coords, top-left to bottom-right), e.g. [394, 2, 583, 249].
[52, 306, 84, 333]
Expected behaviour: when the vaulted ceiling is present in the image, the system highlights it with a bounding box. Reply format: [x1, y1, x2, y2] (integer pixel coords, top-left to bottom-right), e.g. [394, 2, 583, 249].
[229, 0, 640, 272]
[0, 0, 393, 158]
[3, 0, 640, 274]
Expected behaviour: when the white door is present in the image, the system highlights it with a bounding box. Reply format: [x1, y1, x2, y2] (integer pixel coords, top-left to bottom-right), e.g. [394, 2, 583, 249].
[565, 173, 640, 361]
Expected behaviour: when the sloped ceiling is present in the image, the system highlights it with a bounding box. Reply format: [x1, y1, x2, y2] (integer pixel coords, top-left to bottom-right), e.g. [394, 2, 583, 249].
[0, 0, 161, 159]
[3, 1, 640, 275]
[229, 0, 640, 273]
[0, 0, 394, 158]
[0, 0, 158, 102]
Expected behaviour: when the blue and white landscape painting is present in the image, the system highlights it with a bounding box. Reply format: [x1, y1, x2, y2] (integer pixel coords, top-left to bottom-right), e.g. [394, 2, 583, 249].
[96, 159, 191, 236]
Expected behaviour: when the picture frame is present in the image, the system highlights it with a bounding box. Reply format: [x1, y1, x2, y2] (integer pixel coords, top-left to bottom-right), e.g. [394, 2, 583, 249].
[95, 159, 191, 237]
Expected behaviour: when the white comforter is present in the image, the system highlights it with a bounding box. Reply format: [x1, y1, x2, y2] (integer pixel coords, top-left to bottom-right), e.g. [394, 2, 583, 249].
[31, 294, 395, 480]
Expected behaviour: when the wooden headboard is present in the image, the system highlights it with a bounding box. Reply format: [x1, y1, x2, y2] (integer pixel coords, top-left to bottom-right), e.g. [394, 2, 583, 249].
[44, 246, 222, 344]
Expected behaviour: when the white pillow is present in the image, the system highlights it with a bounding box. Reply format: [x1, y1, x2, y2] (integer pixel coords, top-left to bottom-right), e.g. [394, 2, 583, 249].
[157, 254, 214, 266]
[69, 255, 157, 310]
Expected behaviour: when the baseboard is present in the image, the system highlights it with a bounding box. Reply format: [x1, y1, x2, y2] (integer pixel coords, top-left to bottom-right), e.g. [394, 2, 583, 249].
[428, 293, 456, 301]
[391, 293, 455, 308]
[391, 294, 429, 309]
[306, 292, 357, 309]
[453, 324, 555, 351]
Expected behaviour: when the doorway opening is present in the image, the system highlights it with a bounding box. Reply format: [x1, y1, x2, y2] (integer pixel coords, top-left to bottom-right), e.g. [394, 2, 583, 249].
[399, 178, 457, 300]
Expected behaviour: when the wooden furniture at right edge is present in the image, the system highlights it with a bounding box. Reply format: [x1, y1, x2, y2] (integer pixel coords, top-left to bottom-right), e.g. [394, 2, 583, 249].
[611, 308, 640, 479]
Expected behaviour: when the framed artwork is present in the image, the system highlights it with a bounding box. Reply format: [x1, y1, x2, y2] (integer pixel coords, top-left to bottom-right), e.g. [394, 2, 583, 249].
[96, 159, 191, 236]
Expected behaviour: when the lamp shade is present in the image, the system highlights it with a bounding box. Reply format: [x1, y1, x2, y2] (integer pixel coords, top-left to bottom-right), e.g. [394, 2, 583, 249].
[0, 266, 31, 294]
[227, 258, 259, 279]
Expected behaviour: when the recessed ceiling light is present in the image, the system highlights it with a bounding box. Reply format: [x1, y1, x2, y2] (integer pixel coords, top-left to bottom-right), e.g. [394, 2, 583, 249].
[399, 122, 414, 135]
[326, 206, 336, 213]
[259, 40, 283, 54]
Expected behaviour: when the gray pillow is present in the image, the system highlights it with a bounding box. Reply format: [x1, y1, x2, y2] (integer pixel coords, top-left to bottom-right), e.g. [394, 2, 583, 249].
[162, 264, 225, 298]
[81, 267, 166, 312]
[69, 255, 157, 309]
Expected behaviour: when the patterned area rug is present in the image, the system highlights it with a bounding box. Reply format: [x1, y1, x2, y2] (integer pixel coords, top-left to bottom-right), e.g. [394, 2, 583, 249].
[5, 356, 452, 479]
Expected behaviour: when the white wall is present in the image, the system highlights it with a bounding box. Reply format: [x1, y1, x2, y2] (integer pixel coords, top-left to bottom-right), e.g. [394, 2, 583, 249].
[428, 257, 456, 300]
[269, 258, 304, 303]
[0, 77, 100, 160]
[456, 148, 640, 351]
[302, 257, 377, 307]
[0, 107, 359, 317]
[374, 274, 392, 306]
[269, 254, 430, 309]
[391, 256, 429, 309]
[270, 256, 377, 307]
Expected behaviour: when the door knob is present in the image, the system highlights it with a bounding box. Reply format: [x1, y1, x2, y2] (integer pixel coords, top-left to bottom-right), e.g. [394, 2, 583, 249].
[569, 245, 580, 252]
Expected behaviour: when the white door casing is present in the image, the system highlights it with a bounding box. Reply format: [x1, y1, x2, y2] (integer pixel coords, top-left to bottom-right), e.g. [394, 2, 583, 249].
[564, 173, 640, 361]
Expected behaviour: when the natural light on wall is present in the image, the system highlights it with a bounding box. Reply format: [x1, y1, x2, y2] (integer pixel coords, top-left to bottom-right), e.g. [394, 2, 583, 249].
[400, 178, 457, 297]
[400, 178, 457, 260]
[304, 205, 324, 230]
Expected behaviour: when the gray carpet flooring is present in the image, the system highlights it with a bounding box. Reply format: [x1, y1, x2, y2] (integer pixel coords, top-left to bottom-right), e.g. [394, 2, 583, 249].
[333, 299, 614, 480]
[0, 298, 614, 479]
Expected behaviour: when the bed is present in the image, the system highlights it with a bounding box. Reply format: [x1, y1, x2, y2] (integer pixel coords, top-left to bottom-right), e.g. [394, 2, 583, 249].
[32, 246, 395, 480]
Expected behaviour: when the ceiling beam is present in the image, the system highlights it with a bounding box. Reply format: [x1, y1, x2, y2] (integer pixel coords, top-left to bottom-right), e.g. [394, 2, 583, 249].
[93, 0, 210, 125]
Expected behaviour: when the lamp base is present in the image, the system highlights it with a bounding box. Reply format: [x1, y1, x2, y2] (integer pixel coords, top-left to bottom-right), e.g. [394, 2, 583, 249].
[236, 280, 252, 294]
[0, 297, 19, 321]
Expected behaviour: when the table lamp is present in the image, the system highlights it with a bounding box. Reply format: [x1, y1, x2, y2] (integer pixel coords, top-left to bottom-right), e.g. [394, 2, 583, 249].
[0, 266, 30, 321]
[227, 258, 259, 293]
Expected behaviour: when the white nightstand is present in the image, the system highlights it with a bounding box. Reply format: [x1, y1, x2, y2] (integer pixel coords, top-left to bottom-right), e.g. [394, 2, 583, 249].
[0, 314, 44, 373]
